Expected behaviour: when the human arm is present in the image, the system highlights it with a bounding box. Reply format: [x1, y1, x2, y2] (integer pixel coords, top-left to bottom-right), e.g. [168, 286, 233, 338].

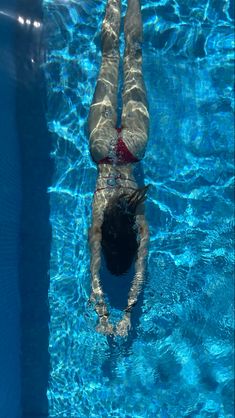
[126, 214, 149, 311]
[89, 222, 114, 334]
[115, 214, 149, 336]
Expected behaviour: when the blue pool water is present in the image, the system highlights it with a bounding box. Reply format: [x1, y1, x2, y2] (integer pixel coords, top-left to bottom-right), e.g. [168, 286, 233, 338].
[43, 0, 234, 417]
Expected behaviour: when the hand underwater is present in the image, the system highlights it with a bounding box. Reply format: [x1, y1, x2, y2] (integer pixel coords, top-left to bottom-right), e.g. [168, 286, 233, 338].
[115, 312, 131, 337]
[96, 315, 114, 335]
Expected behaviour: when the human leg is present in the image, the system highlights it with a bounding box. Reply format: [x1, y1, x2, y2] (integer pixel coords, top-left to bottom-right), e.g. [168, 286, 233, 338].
[88, 0, 121, 162]
[121, 0, 149, 160]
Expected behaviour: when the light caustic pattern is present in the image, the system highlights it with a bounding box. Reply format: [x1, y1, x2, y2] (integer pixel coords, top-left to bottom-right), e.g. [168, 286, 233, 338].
[43, 0, 234, 417]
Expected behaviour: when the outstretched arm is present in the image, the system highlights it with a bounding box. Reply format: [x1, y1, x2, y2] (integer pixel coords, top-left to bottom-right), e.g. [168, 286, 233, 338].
[89, 222, 114, 334]
[126, 214, 149, 311]
[115, 214, 149, 336]
[89, 224, 103, 305]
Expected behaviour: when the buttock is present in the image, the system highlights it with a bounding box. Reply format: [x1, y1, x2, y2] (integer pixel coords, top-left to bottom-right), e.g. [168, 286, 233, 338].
[121, 128, 148, 161]
[89, 126, 117, 163]
[89, 125, 148, 163]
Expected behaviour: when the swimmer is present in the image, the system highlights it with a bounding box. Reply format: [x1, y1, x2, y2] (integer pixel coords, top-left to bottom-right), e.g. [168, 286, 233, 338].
[88, 0, 149, 337]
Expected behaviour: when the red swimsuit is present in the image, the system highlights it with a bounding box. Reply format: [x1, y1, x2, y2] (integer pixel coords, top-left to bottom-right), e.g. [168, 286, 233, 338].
[99, 127, 139, 165]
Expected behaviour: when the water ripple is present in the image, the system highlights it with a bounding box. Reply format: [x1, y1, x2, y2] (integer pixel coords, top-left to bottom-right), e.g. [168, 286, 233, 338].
[43, 0, 234, 416]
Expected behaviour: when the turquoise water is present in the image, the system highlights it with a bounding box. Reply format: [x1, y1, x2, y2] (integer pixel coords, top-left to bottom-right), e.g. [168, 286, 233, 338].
[43, 0, 234, 416]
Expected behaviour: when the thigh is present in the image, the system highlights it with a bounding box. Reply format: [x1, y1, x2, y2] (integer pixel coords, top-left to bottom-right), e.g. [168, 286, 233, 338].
[121, 53, 149, 158]
[88, 53, 119, 161]
[88, 52, 119, 134]
[121, 49, 149, 133]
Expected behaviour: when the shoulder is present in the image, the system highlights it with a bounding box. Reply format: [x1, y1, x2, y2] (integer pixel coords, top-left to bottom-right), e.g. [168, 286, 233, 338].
[90, 191, 113, 238]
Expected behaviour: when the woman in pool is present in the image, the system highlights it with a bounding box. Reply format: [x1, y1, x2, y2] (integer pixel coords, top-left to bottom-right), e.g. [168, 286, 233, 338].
[88, 0, 149, 336]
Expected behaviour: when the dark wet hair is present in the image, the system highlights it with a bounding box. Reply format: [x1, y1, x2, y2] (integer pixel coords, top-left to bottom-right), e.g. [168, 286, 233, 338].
[101, 186, 149, 276]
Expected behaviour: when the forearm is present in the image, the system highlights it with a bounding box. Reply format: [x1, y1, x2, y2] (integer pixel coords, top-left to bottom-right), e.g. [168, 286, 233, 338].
[126, 273, 143, 309]
[89, 224, 110, 320]
[89, 226, 103, 299]
[90, 237, 101, 287]
[90, 258, 108, 318]
[126, 217, 149, 312]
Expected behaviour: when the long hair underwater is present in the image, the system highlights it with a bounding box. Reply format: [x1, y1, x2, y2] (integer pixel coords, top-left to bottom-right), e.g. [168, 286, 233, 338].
[101, 185, 149, 275]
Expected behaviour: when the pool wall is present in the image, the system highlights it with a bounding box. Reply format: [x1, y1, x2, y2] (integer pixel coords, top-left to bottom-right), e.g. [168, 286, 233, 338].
[0, 0, 52, 416]
[15, 0, 52, 416]
[0, 2, 21, 417]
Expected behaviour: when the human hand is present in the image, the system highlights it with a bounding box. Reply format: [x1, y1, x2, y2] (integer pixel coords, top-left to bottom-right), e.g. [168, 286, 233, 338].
[115, 312, 131, 337]
[96, 315, 114, 336]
